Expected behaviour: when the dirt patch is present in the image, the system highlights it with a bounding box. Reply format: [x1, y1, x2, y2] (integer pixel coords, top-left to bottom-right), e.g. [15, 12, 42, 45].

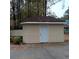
[10, 42, 68, 50]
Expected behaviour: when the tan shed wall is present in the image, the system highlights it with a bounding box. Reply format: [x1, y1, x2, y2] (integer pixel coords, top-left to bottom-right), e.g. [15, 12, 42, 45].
[11, 24, 64, 43]
[23, 25, 40, 43]
[23, 24, 64, 43]
[48, 25, 64, 42]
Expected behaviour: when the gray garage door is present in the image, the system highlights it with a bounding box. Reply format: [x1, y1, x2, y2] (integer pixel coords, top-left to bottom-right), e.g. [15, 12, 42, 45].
[40, 25, 48, 42]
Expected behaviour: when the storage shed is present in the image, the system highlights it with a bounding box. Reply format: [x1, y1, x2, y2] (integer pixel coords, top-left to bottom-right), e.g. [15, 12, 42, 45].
[11, 16, 64, 43]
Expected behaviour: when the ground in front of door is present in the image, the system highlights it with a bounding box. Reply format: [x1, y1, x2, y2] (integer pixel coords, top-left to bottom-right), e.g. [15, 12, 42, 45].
[10, 42, 69, 59]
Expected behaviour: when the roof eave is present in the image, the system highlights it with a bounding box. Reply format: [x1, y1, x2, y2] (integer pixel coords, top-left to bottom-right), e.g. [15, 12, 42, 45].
[21, 22, 64, 25]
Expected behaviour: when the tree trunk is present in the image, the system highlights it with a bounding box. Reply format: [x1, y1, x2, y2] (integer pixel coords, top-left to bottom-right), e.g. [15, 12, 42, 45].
[44, 0, 47, 16]
[36, 0, 39, 16]
[28, 0, 31, 17]
[12, 0, 16, 29]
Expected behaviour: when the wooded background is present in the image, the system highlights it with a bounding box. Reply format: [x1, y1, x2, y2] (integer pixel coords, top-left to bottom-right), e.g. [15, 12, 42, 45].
[10, 0, 69, 30]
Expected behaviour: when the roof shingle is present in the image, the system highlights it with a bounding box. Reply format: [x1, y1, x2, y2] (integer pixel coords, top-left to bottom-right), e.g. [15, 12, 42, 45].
[23, 16, 64, 22]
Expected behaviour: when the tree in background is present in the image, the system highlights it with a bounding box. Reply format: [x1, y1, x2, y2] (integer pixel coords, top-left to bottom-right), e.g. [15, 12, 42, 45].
[61, 8, 69, 33]
[46, 0, 66, 17]
[10, 0, 65, 29]
[10, 0, 24, 29]
[10, 0, 16, 29]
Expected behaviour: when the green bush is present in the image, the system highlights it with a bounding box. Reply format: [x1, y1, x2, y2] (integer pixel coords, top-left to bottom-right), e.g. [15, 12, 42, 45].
[10, 36, 23, 44]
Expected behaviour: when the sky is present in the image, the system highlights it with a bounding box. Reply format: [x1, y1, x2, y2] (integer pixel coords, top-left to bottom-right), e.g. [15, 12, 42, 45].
[47, 0, 69, 18]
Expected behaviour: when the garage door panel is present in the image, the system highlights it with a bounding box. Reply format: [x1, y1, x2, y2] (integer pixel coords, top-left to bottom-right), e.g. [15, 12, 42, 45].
[40, 25, 48, 42]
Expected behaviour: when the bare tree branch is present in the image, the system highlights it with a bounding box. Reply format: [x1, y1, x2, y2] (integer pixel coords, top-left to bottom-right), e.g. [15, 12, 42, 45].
[47, 0, 62, 9]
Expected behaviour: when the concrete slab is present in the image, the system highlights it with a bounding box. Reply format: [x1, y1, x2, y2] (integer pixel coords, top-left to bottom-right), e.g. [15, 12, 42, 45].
[10, 43, 69, 59]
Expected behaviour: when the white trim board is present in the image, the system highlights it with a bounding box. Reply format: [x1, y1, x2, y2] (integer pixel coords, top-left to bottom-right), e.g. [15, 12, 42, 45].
[21, 22, 64, 25]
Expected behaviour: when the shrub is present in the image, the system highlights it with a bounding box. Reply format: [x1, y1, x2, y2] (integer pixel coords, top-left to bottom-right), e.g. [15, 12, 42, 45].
[10, 36, 23, 44]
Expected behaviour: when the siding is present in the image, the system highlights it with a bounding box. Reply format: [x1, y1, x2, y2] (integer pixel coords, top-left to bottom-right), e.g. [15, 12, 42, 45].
[10, 24, 64, 43]
[48, 25, 64, 42]
[23, 25, 40, 43]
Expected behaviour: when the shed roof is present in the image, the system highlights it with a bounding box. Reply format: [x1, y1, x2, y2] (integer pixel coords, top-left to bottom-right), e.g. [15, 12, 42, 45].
[21, 16, 64, 25]
[23, 16, 64, 22]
